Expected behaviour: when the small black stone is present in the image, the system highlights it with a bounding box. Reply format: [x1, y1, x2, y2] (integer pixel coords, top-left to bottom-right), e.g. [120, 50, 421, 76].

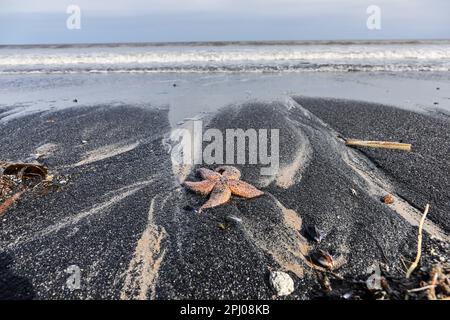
[303, 225, 326, 243]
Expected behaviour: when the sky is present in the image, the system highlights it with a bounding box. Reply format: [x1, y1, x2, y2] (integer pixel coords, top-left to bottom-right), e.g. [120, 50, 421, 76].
[0, 0, 449, 44]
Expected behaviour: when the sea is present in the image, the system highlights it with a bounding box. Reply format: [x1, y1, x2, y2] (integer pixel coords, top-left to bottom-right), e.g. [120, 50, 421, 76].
[0, 40, 449, 124]
[1, 40, 450, 74]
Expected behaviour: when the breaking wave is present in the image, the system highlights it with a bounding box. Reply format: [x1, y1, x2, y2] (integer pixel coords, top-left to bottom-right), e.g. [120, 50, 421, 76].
[1, 41, 449, 74]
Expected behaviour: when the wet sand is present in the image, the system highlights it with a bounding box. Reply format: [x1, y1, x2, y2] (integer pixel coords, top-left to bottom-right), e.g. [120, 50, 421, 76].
[0, 99, 449, 299]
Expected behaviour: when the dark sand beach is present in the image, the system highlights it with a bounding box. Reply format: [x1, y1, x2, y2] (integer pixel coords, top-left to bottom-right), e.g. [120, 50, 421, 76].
[295, 97, 450, 231]
[1, 97, 449, 300]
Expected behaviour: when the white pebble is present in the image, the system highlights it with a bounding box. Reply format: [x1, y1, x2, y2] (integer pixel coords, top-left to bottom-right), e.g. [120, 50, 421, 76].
[269, 271, 294, 296]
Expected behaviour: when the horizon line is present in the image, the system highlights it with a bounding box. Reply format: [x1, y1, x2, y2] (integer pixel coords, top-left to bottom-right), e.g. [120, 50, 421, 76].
[1, 38, 450, 47]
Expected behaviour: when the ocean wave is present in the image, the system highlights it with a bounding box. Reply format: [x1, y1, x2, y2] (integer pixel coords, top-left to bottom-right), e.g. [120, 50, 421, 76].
[1, 43, 449, 74]
[0, 64, 448, 74]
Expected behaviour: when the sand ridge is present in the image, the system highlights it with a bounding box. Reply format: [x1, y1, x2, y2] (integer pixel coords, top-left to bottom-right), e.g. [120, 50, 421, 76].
[120, 196, 168, 300]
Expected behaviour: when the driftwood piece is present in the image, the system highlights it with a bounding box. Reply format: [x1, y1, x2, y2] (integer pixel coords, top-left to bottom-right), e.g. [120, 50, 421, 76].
[345, 139, 412, 152]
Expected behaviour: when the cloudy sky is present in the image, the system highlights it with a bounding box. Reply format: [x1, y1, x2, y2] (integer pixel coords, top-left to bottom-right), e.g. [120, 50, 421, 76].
[0, 0, 449, 44]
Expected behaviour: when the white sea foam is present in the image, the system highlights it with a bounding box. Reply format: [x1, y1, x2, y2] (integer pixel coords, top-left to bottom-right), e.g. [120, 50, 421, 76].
[1, 42, 449, 73]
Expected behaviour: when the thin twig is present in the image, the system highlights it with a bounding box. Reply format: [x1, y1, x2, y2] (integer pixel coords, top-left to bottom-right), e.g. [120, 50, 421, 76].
[406, 204, 430, 279]
[400, 257, 408, 273]
[407, 284, 436, 293]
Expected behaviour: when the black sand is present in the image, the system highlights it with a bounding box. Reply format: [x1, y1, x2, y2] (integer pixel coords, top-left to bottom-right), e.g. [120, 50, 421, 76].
[294, 97, 450, 232]
[1, 105, 174, 299]
[0, 99, 448, 299]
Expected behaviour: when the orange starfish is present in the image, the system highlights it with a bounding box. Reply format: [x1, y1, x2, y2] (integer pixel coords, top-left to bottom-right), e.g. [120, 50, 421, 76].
[183, 166, 264, 211]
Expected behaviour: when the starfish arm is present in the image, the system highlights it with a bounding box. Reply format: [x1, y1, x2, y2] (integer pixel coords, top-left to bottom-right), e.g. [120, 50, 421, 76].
[197, 168, 221, 181]
[201, 181, 231, 210]
[227, 179, 264, 198]
[215, 166, 241, 180]
[183, 180, 216, 196]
